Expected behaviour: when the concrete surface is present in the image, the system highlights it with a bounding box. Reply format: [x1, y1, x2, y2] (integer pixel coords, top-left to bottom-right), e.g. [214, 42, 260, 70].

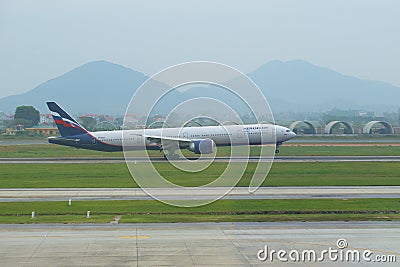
[0, 186, 399, 202]
[0, 222, 398, 266]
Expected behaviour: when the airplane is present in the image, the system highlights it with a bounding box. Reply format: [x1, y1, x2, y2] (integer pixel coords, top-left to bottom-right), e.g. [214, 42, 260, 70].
[47, 102, 296, 157]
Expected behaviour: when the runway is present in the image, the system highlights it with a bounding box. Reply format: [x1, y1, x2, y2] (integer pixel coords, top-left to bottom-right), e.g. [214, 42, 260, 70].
[1, 186, 399, 202]
[1, 222, 398, 266]
[2, 155, 400, 163]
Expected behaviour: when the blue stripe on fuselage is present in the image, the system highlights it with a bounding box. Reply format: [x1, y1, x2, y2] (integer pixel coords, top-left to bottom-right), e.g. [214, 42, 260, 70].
[48, 133, 122, 152]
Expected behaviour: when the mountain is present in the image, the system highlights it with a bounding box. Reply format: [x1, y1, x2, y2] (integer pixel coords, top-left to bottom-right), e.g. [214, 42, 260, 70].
[0, 60, 148, 114]
[1, 60, 399, 114]
[248, 60, 400, 112]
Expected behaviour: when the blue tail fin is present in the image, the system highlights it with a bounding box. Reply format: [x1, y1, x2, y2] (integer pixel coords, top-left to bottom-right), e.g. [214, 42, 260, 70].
[47, 102, 88, 137]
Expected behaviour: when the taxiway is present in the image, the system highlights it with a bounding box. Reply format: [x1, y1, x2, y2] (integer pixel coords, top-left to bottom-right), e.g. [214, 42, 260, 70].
[1, 222, 398, 266]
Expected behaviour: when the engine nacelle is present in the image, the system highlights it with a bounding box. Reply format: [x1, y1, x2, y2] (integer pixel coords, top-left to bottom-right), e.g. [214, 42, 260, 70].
[188, 139, 215, 154]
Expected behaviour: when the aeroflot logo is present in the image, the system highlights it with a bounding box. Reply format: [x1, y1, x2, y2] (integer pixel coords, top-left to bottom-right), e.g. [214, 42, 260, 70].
[51, 113, 80, 128]
[53, 117, 80, 128]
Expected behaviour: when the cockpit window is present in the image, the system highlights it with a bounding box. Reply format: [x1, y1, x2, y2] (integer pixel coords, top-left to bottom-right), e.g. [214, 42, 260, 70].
[286, 130, 290, 132]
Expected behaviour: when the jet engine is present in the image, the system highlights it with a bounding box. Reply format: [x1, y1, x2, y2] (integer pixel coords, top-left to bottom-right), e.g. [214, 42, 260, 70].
[188, 138, 215, 154]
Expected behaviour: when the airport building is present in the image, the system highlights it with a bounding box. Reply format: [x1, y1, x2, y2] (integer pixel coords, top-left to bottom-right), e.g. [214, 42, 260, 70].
[25, 126, 59, 137]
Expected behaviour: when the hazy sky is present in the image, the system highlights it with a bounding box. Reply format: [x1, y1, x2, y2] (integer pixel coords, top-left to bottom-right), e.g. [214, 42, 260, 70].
[1, 0, 399, 98]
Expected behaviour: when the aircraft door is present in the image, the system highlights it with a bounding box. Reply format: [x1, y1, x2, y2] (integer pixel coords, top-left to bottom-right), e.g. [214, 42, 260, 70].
[234, 129, 244, 145]
[236, 129, 243, 138]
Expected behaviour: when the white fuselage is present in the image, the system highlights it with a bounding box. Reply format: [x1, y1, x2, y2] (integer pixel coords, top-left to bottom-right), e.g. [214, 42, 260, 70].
[90, 124, 296, 149]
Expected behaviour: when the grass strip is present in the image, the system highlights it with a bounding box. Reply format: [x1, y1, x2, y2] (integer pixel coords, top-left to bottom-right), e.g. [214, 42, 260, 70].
[0, 199, 398, 223]
[1, 162, 399, 188]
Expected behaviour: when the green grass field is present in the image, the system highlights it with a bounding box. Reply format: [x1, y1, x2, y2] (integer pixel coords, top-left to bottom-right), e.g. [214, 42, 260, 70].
[1, 143, 400, 157]
[1, 162, 399, 188]
[0, 199, 398, 223]
[0, 142, 399, 223]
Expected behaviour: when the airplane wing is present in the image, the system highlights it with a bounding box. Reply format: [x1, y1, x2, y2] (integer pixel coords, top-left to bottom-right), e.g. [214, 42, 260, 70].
[141, 134, 192, 143]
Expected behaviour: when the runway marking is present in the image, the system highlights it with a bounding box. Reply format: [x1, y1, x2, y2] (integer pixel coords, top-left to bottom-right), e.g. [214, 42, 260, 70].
[119, 235, 150, 239]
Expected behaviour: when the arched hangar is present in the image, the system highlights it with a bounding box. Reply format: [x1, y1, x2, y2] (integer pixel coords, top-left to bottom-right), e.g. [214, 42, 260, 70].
[362, 121, 394, 134]
[324, 121, 354, 134]
[289, 121, 317, 134]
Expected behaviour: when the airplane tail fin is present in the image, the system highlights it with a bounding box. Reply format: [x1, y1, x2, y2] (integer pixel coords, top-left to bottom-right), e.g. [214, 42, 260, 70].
[47, 102, 88, 137]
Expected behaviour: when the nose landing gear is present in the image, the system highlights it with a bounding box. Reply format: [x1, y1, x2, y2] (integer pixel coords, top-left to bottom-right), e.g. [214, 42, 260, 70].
[275, 142, 282, 154]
